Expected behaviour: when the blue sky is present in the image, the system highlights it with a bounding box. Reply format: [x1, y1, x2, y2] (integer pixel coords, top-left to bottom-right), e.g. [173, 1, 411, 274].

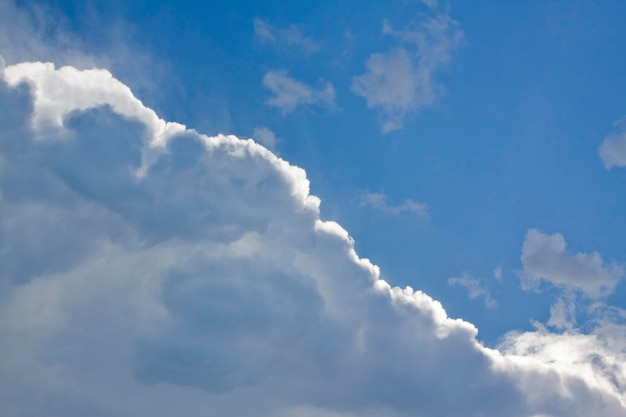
[1, 0, 626, 415]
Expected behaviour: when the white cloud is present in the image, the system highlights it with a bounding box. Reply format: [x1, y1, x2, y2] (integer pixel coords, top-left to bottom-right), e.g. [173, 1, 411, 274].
[1, 61, 625, 417]
[352, 10, 462, 132]
[448, 273, 497, 308]
[360, 192, 428, 218]
[253, 18, 320, 55]
[252, 126, 278, 150]
[520, 229, 624, 298]
[599, 118, 626, 169]
[263, 70, 335, 114]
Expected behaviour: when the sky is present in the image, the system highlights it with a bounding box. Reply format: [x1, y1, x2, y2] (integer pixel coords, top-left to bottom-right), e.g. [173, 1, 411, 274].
[0, 0, 626, 416]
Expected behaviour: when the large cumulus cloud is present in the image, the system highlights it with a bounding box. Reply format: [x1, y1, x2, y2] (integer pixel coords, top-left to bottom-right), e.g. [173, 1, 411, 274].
[0, 61, 624, 417]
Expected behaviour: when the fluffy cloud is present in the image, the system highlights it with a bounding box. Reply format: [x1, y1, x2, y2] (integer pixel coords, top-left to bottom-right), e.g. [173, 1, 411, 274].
[520, 229, 624, 298]
[352, 8, 462, 132]
[599, 119, 626, 169]
[360, 192, 428, 218]
[263, 70, 336, 114]
[253, 18, 320, 55]
[0, 61, 625, 417]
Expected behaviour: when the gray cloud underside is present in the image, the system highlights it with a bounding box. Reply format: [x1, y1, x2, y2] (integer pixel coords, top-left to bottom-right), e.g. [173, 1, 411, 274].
[0, 62, 625, 417]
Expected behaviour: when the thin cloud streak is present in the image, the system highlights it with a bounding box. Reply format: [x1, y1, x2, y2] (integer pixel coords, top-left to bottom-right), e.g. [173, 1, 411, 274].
[253, 18, 320, 55]
[360, 192, 428, 218]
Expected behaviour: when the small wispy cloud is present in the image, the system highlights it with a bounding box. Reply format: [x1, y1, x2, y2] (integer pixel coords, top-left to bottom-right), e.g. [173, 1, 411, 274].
[519, 228, 624, 298]
[352, 7, 463, 132]
[448, 273, 497, 308]
[360, 192, 428, 218]
[547, 294, 577, 330]
[599, 117, 626, 169]
[253, 18, 320, 55]
[494, 266, 503, 281]
[252, 126, 278, 150]
[263, 70, 335, 114]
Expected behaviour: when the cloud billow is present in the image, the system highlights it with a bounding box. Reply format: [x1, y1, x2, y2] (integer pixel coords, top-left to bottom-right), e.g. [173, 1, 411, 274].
[0, 62, 625, 417]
